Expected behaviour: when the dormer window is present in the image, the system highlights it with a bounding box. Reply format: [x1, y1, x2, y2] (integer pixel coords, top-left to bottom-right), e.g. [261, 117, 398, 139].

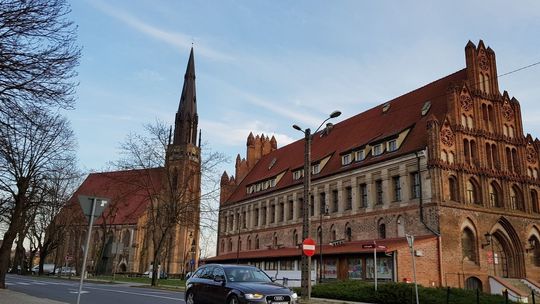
[342, 154, 352, 166]
[356, 150, 365, 161]
[373, 144, 383, 156]
[387, 140, 397, 152]
[293, 170, 303, 180]
[312, 163, 320, 175]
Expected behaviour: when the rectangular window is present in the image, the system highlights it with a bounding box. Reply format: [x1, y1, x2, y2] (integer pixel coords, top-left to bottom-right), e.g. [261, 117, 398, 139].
[342, 154, 351, 165]
[310, 195, 314, 216]
[270, 205, 275, 223]
[261, 207, 267, 225]
[347, 258, 363, 279]
[376, 180, 383, 205]
[243, 211, 247, 228]
[270, 179, 276, 187]
[288, 200, 293, 220]
[411, 172, 420, 199]
[332, 190, 339, 212]
[279, 203, 284, 222]
[356, 150, 365, 161]
[320, 192, 327, 214]
[392, 176, 401, 202]
[280, 260, 295, 271]
[293, 170, 303, 180]
[312, 163, 320, 174]
[298, 198, 303, 218]
[345, 186, 352, 210]
[373, 144, 383, 156]
[388, 140, 397, 152]
[359, 184, 368, 208]
[265, 260, 277, 271]
[254, 208, 259, 226]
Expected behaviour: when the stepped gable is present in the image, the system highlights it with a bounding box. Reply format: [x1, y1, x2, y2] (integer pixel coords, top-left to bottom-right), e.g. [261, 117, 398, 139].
[225, 68, 467, 204]
[66, 168, 163, 225]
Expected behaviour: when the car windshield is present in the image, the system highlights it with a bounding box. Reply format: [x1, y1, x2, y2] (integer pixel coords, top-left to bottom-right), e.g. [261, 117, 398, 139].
[224, 267, 272, 283]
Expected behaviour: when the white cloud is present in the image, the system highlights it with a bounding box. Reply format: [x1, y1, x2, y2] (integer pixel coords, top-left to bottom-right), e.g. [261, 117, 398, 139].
[88, 0, 233, 61]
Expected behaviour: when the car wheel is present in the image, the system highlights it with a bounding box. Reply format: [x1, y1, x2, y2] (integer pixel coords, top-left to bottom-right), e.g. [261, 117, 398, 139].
[227, 295, 239, 304]
[186, 291, 196, 304]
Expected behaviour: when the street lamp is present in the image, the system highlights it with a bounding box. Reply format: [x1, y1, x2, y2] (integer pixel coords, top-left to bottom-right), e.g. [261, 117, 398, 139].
[292, 110, 341, 301]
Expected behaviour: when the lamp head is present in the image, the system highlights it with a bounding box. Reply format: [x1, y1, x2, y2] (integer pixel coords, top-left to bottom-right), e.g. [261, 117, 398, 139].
[292, 124, 302, 131]
[330, 111, 341, 119]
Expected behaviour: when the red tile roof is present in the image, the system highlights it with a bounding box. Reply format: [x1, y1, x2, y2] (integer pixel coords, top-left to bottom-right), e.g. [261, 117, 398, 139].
[205, 236, 437, 261]
[66, 168, 163, 225]
[225, 69, 467, 204]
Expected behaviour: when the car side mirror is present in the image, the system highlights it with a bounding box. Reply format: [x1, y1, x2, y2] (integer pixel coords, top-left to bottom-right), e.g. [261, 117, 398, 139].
[214, 274, 225, 283]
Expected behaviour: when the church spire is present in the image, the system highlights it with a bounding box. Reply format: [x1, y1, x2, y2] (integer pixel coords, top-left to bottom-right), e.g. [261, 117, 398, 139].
[173, 47, 198, 145]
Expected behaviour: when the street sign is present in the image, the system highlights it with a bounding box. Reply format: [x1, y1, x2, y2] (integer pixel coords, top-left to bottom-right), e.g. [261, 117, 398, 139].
[78, 195, 109, 220]
[190, 259, 195, 265]
[377, 245, 387, 250]
[302, 238, 316, 256]
[362, 244, 375, 249]
[65, 255, 73, 262]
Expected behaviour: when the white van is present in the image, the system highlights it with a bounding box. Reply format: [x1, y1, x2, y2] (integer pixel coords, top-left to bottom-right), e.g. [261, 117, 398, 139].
[31, 264, 55, 275]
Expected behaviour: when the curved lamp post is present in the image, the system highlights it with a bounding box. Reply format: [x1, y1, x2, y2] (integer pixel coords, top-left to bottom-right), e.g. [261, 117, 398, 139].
[292, 110, 341, 301]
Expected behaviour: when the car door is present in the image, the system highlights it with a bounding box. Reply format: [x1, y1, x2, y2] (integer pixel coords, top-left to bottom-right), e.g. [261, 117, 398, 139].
[187, 267, 206, 303]
[207, 266, 229, 304]
[198, 265, 215, 304]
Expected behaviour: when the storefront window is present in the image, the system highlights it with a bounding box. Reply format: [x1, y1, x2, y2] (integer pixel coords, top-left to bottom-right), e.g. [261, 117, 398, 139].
[280, 260, 295, 270]
[323, 258, 337, 279]
[347, 258, 363, 279]
[366, 256, 393, 280]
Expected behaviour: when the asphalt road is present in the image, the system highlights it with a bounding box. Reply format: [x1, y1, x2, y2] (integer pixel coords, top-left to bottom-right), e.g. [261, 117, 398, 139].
[5, 274, 185, 304]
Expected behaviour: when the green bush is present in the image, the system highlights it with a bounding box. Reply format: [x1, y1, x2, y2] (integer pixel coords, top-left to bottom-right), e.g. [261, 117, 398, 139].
[299, 281, 514, 304]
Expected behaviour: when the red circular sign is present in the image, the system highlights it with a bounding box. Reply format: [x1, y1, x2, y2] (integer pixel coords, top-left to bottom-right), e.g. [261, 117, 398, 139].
[302, 238, 316, 256]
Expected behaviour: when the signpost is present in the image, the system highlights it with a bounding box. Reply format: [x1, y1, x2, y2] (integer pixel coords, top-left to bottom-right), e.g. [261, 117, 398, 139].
[77, 195, 109, 304]
[362, 242, 386, 291]
[303, 238, 316, 257]
[406, 234, 419, 304]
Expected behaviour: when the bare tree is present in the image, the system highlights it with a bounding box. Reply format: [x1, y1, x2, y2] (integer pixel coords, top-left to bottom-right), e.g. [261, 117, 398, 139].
[0, 109, 77, 288]
[113, 120, 227, 286]
[27, 161, 81, 275]
[0, 0, 80, 123]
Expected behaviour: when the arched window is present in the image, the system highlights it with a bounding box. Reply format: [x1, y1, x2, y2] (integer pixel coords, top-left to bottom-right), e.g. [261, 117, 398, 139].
[489, 182, 503, 208]
[467, 116, 474, 129]
[529, 236, 540, 266]
[228, 238, 233, 251]
[397, 216, 405, 237]
[511, 185, 524, 211]
[449, 176, 458, 202]
[484, 74, 491, 94]
[317, 226, 322, 244]
[293, 230, 298, 246]
[449, 152, 455, 164]
[221, 240, 225, 253]
[486, 143, 492, 169]
[531, 190, 539, 214]
[463, 139, 471, 164]
[238, 238, 242, 251]
[479, 73, 485, 92]
[512, 148, 520, 174]
[345, 223, 352, 242]
[273, 232, 278, 247]
[378, 219, 386, 239]
[247, 236, 252, 250]
[465, 276, 483, 291]
[330, 224, 337, 241]
[466, 179, 481, 205]
[255, 235, 260, 250]
[461, 114, 467, 127]
[461, 227, 477, 263]
[470, 140, 478, 165]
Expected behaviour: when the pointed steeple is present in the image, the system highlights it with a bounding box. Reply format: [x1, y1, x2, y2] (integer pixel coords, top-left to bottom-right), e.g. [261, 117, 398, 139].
[173, 47, 198, 145]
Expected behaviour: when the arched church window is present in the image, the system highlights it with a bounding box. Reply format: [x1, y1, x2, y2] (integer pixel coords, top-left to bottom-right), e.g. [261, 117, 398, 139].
[466, 179, 481, 205]
[449, 176, 458, 202]
[532, 190, 539, 214]
[489, 182, 503, 208]
[510, 185, 524, 211]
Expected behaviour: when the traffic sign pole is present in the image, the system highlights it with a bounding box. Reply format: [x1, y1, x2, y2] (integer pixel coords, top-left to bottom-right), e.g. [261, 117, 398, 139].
[77, 198, 96, 304]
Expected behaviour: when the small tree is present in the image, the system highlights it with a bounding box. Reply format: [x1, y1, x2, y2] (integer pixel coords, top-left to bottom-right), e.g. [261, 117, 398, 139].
[113, 120, 227, 286]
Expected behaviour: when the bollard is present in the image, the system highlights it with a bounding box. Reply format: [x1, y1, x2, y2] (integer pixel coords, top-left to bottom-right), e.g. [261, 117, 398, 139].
[446, 286, 450, 304]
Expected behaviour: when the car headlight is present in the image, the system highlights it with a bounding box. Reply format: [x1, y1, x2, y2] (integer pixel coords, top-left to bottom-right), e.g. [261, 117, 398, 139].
[291, 292, 298, 299]
[245, 293, 264, 300]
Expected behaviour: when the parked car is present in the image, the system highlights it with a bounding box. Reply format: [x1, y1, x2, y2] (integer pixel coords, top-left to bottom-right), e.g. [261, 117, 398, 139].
[185, 264, 297, 304]
[31, 264, 55, 275]
[55, 267, 76, 276]
[143, 270, 167, 279]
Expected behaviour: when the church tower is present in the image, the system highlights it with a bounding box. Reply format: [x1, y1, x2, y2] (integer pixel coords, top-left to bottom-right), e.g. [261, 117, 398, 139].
[164, 47, 201, 275]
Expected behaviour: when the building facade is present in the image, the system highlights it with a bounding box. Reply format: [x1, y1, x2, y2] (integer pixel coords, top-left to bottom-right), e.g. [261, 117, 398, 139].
[211, 41, 540, 295]
[52, 49, 202, 277]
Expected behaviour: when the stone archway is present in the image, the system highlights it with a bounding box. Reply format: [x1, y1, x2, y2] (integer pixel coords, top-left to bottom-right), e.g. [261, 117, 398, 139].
[490, 218, 525, 278]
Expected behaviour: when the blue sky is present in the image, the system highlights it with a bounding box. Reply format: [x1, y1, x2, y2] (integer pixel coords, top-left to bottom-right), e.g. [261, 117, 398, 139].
[68, 0, 540, 176]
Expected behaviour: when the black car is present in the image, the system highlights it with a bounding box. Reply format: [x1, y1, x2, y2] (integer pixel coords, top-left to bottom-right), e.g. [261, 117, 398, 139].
[185, 264, 298, 304]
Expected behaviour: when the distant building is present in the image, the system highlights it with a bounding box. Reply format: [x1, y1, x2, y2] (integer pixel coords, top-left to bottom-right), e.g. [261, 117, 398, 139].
[210, 41, 540, 295]
[53, 49, 202, 276]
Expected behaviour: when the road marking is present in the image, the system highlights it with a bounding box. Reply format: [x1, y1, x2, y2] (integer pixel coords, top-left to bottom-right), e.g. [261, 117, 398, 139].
[17, 282, 30, 285]
[83, 286, 185, 301]
[69, 290, 89, 294]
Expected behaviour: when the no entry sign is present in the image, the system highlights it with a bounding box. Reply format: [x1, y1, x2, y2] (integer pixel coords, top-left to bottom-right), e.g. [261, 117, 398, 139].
[302, 238, 316, 256]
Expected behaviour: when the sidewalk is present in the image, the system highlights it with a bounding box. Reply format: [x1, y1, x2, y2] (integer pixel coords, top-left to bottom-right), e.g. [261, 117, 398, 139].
[0, 289, 68, 304]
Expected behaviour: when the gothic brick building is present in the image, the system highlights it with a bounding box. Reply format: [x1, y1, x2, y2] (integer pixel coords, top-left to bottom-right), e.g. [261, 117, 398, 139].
[52, 49, 202, 277]
[211, 41, 540, 296]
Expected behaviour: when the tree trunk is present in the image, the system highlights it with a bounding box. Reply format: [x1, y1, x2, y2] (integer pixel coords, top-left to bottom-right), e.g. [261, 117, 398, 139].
[0, 196, 26, 289]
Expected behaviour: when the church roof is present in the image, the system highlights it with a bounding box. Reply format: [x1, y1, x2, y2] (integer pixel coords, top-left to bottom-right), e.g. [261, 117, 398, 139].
[67, 168, 163, 225]
[225, 68, 468, 204]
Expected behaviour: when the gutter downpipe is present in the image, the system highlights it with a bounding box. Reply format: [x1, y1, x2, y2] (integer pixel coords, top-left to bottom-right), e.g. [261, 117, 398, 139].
[415, 150, 443, 287]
